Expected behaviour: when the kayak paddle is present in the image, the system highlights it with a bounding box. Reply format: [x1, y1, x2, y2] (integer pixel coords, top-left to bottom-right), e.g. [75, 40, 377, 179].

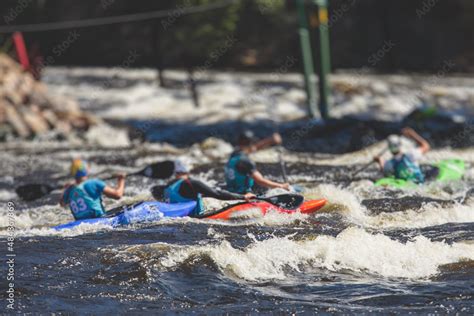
[351, 147, 388, 177]
[254, 193, 304, 210]
[15, 160, 175, 201]
[149, 185, 304, 210]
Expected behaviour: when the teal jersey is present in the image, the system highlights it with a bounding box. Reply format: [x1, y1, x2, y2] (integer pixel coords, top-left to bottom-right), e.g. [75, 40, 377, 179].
[63, 179, 106, 220]
[385, 154, 425, 184]
[164, 179, 204, 216]
[225, 151, 256, 194]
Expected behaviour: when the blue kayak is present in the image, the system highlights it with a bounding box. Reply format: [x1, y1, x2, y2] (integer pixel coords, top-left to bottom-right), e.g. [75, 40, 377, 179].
[53, 201, 197, 231]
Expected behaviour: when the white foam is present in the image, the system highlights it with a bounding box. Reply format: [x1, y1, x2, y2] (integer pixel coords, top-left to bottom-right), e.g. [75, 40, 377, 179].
[0, 189, 16, 201]
[44, 68, 308, 122]
[0, 204, 69, 230]
[365, 201, 474, 229]
[297, 183, 474, 230]
[15, 222, 115, 238]
[161, 227, 474, 280]
[84, 125, 130, 147]
[304, 184, 369, 224]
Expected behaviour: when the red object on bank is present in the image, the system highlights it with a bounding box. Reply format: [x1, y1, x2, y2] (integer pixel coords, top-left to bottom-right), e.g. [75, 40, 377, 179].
[12, 32, 30, 71]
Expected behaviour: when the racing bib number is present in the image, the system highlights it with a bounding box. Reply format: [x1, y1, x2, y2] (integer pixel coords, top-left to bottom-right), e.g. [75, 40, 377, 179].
[70, 198, 88, 214]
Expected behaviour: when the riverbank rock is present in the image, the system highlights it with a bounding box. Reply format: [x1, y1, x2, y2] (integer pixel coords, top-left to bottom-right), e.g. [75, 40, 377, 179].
[0, 53, 100, 140]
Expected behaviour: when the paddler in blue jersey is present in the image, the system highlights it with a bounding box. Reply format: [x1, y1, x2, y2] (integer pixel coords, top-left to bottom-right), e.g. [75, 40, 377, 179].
[225, 130, 290, 194]
[60, 159, 126, 220]
[373, 127, 431, 183]
[164, 160, 256, 216]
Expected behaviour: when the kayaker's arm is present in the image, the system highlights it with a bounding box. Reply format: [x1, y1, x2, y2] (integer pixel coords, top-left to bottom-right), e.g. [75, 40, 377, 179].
[59, 182, 74, 207]
[189, 179, 254, 201]
[59, 189, 66, 207]
[103, 174, 126, 200]
[251, 170, 290, 190]
[252, 133, 282, 151]
[402, 127, 430, 154]
[373, 156, 385, 171]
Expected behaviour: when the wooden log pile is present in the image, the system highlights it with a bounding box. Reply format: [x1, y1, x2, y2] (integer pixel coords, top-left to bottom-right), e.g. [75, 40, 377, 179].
[0, 53, 99, 140]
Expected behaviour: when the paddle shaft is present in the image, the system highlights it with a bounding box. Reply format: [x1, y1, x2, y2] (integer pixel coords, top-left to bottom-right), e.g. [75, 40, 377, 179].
[352, 147, 388, 177]
[278, 146, 289, 183]
[102, 170, 141, 181]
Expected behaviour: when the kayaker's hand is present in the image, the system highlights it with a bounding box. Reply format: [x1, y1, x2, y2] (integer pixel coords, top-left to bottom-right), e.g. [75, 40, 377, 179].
[272, 133, 282, 145]
[115, 172, 126, 180]
[280, 183, 291, 191]
[401, 127, 416, 138]
[243, 193, 256, 202]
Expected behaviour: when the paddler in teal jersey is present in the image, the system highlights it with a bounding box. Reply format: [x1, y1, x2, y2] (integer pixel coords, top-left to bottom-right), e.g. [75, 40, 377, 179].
[373, 127, 431, 183]
[164, 160, 255, 216]
[60, 159, 126, 220]
[225, 130, 290, 194]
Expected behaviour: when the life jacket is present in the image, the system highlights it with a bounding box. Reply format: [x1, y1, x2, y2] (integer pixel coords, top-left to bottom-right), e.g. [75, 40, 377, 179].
[225, 152, 254, 193]
[64, 183, 105, 220]
[164, 179, 204, 216]
[393, 154, 425, 183]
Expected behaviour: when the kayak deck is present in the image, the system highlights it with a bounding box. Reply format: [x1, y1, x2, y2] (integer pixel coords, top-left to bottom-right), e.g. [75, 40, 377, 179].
[53, 201, 197, 231]
[198, 199, 327, 220]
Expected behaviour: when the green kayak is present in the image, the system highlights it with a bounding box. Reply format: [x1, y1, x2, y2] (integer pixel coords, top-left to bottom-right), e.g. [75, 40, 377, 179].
[375, 159, 466, 189]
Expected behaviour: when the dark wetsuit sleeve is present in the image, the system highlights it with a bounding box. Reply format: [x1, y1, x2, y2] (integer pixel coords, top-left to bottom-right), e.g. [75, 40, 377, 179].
[235, 155, 257, 175]
[186, 179, 245, 200]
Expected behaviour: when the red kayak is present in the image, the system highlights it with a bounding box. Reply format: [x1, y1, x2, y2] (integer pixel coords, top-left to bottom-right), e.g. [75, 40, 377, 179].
[199, 199, 327, 220]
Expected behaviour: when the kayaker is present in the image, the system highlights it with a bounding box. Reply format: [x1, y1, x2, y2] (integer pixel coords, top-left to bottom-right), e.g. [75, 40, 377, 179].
[373, 127, 431, 183]
[225, 130, 290, 193]
[164, 160, 256, 216]
[60, 159, 126, 220]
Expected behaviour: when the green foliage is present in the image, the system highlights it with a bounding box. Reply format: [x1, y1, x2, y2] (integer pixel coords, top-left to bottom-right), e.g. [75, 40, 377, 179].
[255, 0, 285, 15]
[163, 0, 242, 64]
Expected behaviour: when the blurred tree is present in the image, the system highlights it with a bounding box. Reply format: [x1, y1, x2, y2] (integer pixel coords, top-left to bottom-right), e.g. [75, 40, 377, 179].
[0, 0, 472, 72]
[161, 0, 241, 66]
[158, 0, 241, 107]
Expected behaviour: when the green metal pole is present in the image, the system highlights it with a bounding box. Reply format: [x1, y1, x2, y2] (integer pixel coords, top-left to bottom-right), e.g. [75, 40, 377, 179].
[314, 0, 331, 119]
[297, 0, 318, 118]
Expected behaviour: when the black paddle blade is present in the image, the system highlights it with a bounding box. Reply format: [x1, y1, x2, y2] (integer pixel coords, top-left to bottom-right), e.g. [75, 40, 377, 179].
[16, 183, 56, 201]
[138, 160, 175, 179]
[150, 185, 166, 200]
[261, 193, 304, 210]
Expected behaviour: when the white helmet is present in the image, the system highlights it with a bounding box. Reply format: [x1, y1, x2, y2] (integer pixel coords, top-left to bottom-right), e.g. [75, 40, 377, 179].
[174, 159, 189, 174]
[387, 135, 402, 154]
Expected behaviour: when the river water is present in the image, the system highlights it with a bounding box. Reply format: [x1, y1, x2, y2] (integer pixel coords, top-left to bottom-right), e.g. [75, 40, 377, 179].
[1, 68, 473, 314]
